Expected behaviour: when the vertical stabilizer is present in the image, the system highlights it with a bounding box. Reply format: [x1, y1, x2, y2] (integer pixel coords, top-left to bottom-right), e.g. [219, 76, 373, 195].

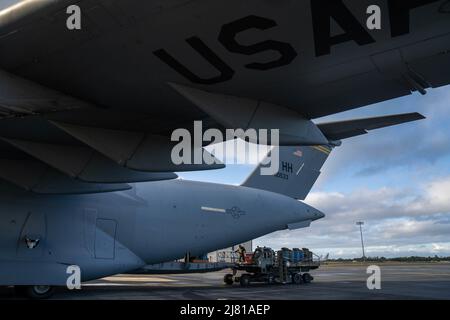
[242, 145, 334, 200]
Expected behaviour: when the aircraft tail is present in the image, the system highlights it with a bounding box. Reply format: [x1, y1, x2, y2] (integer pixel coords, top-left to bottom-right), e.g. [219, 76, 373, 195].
[242, 144, 334, 200]
[242, 112, 425, 200]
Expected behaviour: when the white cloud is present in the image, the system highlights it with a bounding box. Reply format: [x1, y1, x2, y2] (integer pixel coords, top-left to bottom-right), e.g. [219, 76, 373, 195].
[205, 140, 270, 165]
[424, 178, 450, 210]
[255, 175, 450, 258]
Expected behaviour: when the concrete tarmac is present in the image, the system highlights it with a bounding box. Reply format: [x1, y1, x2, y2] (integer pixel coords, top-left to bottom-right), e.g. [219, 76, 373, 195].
[1, 262, 449, 300]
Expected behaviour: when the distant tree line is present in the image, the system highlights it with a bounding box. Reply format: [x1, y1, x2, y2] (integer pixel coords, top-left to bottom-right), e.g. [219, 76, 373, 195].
[328, 256, 450, 262]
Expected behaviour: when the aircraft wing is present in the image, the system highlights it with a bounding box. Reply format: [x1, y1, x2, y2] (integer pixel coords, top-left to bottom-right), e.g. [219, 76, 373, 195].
[0, 0, 447, 193]
[0, 0, 449, 118]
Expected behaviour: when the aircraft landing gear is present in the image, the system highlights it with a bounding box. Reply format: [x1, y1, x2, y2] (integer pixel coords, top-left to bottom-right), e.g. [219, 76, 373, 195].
[15, 285, 55, 299]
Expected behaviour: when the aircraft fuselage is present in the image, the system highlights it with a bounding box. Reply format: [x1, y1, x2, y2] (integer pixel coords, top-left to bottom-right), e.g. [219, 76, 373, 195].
[0, 179, 322, 285]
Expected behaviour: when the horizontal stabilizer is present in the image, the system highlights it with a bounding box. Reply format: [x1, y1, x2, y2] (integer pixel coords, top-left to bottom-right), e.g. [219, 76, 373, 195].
[2, 138, 178, 183]
[0, 159, 131, 194]
[317, 113, 425, 140]
[243, 113, 423, 200]
[52, 122, 225, 172]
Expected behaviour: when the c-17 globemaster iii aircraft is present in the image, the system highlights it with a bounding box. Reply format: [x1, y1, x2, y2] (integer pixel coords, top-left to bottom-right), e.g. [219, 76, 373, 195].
[0, 115, 424, 299]
[0, 0, 449, 298]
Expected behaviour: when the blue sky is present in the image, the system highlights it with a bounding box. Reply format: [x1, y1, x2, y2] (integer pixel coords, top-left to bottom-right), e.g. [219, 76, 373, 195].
[2, 1, 449, 259]
[181, 85, 450, 259]
[0, 0, 15, 9]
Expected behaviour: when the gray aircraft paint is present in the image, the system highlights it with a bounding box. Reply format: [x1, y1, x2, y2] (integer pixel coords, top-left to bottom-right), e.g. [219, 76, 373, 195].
[0, 179, 323, 285]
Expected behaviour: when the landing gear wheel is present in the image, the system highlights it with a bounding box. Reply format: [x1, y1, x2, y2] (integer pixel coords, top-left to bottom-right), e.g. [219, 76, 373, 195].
[302, 273, 313, 284]
[240, 274, 251, 287]
[224, 274, 234, 285]
[15, 285, 55, 299]
[292, 273, 303, 285]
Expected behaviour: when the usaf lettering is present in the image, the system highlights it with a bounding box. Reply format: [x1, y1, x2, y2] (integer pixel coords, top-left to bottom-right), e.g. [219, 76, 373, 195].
[154, 0, 439, 84]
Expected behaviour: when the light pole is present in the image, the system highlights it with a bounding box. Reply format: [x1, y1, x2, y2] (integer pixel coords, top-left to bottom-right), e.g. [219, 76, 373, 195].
[356, 221, 366, 260]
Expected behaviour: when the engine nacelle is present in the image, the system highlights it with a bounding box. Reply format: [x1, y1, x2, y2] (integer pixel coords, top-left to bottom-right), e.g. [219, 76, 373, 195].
[170, 83, 329, 146]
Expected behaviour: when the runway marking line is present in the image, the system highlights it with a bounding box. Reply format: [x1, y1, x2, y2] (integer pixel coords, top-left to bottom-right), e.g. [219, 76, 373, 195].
[101, 276, 176, 282]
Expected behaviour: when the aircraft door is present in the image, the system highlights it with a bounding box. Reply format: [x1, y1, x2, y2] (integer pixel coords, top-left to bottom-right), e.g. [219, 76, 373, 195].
[95, 218, 117, 259]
